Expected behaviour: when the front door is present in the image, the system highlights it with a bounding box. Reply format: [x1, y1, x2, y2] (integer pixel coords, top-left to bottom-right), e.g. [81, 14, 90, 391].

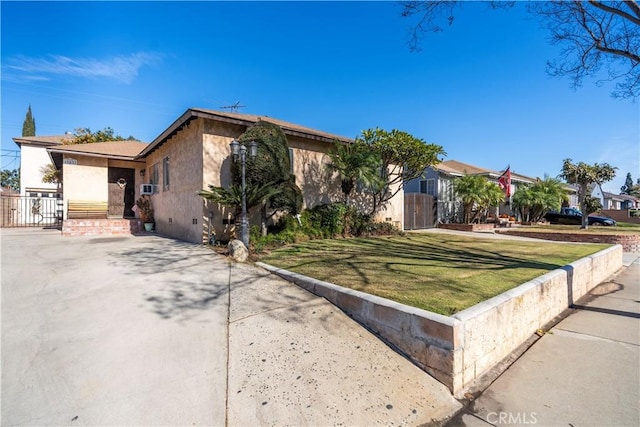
[108, 168, 135, 218]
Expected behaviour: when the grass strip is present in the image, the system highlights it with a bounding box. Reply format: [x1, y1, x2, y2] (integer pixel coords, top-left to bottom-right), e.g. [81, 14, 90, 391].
[258, 233, 610, 315]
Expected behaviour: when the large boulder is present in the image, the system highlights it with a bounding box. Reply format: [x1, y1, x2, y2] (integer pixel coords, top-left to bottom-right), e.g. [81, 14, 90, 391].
[228, 239, 248, 262]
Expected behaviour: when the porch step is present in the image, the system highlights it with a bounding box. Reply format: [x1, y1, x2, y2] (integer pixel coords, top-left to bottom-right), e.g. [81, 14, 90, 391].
[62, 219, 144, 237]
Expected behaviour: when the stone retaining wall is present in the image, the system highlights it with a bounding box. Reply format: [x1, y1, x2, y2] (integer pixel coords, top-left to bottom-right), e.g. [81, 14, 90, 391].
[497, 230, 640, 253]
[257, 244, 623, 397]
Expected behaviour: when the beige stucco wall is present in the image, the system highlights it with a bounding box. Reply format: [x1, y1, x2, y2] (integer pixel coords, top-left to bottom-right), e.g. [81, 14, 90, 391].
[373, 170, 404, 229]
[288, 135, 404, 228]
[62, 155, 143, 220]
[62, 156, 108, 219]
[202, 119, 247, 242]
[287, 136, 338, 208]
[144, 118, 204, 243]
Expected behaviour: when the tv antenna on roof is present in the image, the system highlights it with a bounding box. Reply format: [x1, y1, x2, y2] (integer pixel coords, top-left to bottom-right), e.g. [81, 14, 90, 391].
[220, 101, 245, 112]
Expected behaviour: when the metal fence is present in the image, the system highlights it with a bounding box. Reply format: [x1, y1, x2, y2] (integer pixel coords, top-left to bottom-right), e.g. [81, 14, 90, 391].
[0, 196, 63, 228]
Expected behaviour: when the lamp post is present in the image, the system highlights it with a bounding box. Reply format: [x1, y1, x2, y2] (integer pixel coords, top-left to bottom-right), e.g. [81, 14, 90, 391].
[229, 139, 257, 247]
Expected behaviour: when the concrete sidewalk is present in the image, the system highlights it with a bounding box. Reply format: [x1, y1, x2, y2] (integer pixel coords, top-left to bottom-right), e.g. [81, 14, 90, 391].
[226, 262, 461, 426]
[448, 253, 640, 427]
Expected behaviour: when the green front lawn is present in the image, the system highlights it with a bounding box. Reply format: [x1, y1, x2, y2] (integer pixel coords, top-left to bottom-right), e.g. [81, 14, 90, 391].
[258, 233, 610, 315]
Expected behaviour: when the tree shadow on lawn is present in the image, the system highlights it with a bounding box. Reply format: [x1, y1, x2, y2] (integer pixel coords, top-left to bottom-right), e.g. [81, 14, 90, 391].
[264, 235, 582, 314]
[276, 236, 566, 281]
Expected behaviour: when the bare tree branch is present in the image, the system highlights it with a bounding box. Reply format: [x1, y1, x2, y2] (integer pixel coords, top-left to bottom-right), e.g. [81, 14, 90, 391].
[625, 0, 640, 18]
[400, 0, 639, 98]
[589, 0, 640, 25]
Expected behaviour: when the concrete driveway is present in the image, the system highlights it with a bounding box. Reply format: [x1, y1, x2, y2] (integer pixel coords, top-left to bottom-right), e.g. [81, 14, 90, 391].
[1, 229, 461, 426]
[1, 229, 230, 426]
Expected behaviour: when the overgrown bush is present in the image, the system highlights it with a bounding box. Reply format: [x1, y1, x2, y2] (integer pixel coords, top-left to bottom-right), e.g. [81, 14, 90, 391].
[250, 202, 402, 253]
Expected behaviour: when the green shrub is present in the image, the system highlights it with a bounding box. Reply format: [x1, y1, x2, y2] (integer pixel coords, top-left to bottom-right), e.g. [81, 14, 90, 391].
[249, 202, 402, 252]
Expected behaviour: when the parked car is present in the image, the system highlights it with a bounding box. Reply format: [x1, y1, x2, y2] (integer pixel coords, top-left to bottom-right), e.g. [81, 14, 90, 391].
[544, 207, 616, 226]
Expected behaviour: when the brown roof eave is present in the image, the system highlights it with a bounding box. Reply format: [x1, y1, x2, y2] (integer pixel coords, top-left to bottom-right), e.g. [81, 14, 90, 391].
[137, 109, 198, 159]
[47, 148, 145, 163]
[189, 108, 352, 143]
[280, 128, 350, 144]
[49, 152, 63, 170]
[137, 108, 351, 159]
[13, 138, 61, 148]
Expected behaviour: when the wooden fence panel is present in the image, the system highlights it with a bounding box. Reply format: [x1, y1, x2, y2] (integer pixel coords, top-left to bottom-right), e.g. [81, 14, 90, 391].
[404, 193, 435, 230]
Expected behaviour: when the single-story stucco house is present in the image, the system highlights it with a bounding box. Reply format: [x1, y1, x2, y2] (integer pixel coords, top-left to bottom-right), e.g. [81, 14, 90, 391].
[46, 108, 405, 243]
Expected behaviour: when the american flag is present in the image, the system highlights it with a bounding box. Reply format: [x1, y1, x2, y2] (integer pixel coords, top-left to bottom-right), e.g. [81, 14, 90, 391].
[498, 166, 512, 198]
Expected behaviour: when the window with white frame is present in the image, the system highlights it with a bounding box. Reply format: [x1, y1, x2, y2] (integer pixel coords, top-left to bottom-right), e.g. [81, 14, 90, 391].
[163, 157, 170, 191]
[419, 179, 436, 196]
[288, 148, 294, 174]
[150, 163, 159, 193]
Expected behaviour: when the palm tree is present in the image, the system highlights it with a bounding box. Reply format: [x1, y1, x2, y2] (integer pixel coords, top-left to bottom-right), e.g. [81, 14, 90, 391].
[453, 175, 506, 223]
[513, 176, 568, 222]
[478, 181, 505, 222]
[453, 175, 486, 223]
[198, 181, 282, 218]
[325, 141, 384, 205]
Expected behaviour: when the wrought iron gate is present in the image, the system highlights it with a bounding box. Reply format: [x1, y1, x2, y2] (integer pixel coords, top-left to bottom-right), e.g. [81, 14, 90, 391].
[0, 196, 63, 228]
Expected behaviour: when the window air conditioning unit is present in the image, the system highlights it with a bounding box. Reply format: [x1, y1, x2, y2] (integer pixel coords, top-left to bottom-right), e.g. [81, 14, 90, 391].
[140, 184, 154, 195]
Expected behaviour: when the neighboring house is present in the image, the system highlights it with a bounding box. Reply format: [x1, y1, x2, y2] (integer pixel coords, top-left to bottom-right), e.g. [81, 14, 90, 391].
[12, 134, 71, 198]
[621, 194, 640, 209]
[46, 108, 404, 243]
[591, 185, 639, 209]
[405, 160, 537, 225]
[565, 184, 580, 208]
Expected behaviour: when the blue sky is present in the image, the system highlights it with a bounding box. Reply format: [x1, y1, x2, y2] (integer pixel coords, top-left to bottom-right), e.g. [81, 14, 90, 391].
[1, 1, 638, 193]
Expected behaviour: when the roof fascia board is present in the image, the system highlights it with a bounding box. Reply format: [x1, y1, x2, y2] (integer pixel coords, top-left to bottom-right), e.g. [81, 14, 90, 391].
[439, 170, 464, 178]
[138, 109, 197, 158]
[49, 151, 63, 169]
[190, 108, 351, 143]
[138, 108, 350, 159]
[47, 148, 144, 163]
[13, 138, 62, 148]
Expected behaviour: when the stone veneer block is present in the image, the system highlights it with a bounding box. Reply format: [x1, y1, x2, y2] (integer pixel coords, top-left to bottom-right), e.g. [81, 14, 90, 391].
[563, 256, 591, 304]
[411, 313, 457, 348]
[336, 292, 366, 317]
[371, 302, 411, 332]
[591, 245, 623, 284]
